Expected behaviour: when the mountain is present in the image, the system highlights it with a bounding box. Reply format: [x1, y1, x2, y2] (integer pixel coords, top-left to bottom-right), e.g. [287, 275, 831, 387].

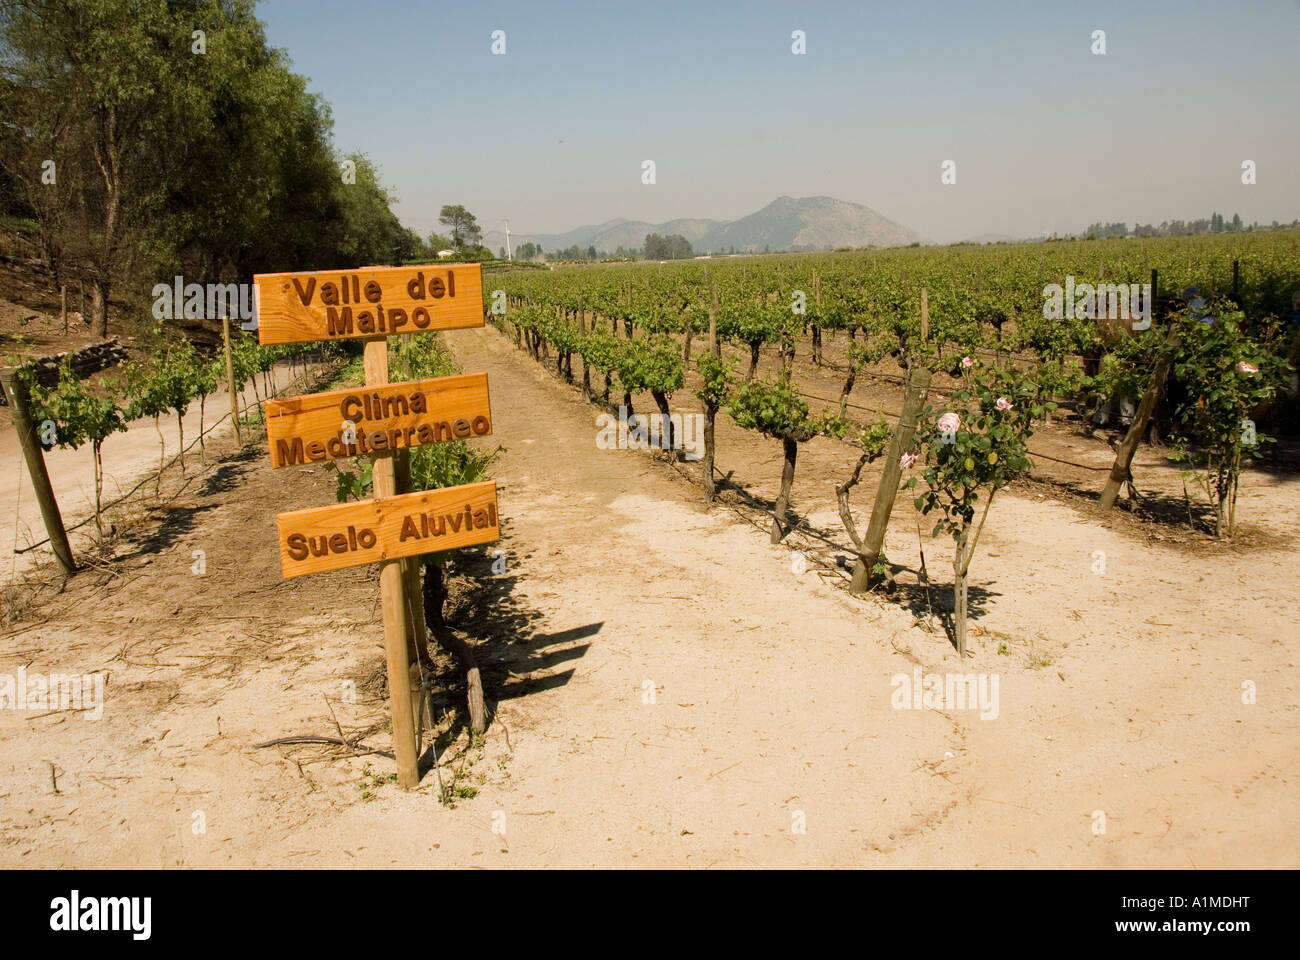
[481, 196, 924, 256]
[699, 196, 923, 252]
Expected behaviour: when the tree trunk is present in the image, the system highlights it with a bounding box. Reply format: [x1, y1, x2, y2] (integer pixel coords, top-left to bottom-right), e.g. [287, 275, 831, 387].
[88, 109, 119, 341]
[89, 279, 110, 339]
[770, 436, 798, 544]
[154, 415, 165, 496]
[839, 364, 858, 419]
[93, 441, 104, 539]
[953, 527, 970, 657]
[651, 388, 676, 457]
[703, 401, 717, 502]
[811, 324, 822, 366]
[747, 341, 760, 380]
[421, 560, 486, 736]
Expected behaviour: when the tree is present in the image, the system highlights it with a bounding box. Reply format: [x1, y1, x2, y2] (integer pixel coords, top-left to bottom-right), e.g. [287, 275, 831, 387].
[333, 153, 415, 267]
[0, 0, 182, 336]
[1165, 305, 1286, 538]
[439, 204, 482, 249]
[1, 0, 413, 335]
[643, 233, 693, 260]
[904, 365, 1051, 656]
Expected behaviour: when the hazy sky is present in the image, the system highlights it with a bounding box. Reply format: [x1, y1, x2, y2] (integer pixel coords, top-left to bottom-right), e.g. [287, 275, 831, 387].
[259, 0, 1300, 244]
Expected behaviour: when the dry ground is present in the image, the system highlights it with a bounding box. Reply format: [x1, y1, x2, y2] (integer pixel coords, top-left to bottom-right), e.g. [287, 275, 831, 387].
[0, 323, 1296, 868]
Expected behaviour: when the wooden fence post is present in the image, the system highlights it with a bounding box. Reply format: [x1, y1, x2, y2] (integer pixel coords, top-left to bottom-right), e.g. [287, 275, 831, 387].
[1, 369, 77, 575]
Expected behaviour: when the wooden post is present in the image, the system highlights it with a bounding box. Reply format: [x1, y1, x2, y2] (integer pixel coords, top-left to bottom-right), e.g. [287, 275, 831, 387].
[849, 288, 931, 593]
[1098, 331, 1178, 511]
[710, 282, 719, 357]
[392, 345, 430, 673]
[1, 369, 76, 575]
[363, 338, 420, 789]
[702, 283, 720, 504]
[222, 317, 242, 445]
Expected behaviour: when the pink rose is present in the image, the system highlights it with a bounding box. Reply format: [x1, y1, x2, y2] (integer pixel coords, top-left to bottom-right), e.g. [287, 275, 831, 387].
[900, 452, 918, 470]
[961, 356, 974, 368]
[937, 412, 961, 435]
[995, 396, 1013, 412]
[1235, 361, 1258, 374]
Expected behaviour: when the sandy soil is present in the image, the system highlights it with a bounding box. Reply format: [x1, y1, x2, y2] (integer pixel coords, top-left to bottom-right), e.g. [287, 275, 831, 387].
[0, 323, 1295, 868]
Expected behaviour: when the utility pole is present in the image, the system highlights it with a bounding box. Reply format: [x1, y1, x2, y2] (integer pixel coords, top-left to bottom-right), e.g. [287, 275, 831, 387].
[504, 219, 512, 260]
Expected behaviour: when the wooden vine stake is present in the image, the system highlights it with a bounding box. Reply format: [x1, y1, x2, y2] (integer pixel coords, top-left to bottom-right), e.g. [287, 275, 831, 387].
[1, 368, 76, 575]
[850, 288, 932, 594]
[255, 263, 498, 790]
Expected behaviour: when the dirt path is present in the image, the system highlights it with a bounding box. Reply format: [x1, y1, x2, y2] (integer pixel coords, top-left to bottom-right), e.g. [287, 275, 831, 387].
[1, 325, 1295, 868]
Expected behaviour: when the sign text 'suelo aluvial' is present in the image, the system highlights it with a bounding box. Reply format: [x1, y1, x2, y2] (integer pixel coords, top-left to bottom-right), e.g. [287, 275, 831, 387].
[254, 263, 483, 345]
[275, 480, 500, 578]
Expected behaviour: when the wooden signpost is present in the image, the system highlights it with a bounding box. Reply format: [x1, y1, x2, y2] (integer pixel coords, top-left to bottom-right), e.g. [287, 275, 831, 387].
[256, 265, 484, 345]
[254, 262, 497, 789]
[265, 373, 492, 468]
[276, 481, 500, 579]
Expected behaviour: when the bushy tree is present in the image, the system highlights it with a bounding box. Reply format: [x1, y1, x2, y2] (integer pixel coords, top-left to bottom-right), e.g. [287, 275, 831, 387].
[904, 363, 1052, 656]
[1167, 305, 1288, 538]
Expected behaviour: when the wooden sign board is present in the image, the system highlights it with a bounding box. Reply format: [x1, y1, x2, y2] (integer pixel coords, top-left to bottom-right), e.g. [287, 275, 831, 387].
[265, 372, 492, 468]
[276, 480, 499, 579]
[254, 263, 484, 345]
